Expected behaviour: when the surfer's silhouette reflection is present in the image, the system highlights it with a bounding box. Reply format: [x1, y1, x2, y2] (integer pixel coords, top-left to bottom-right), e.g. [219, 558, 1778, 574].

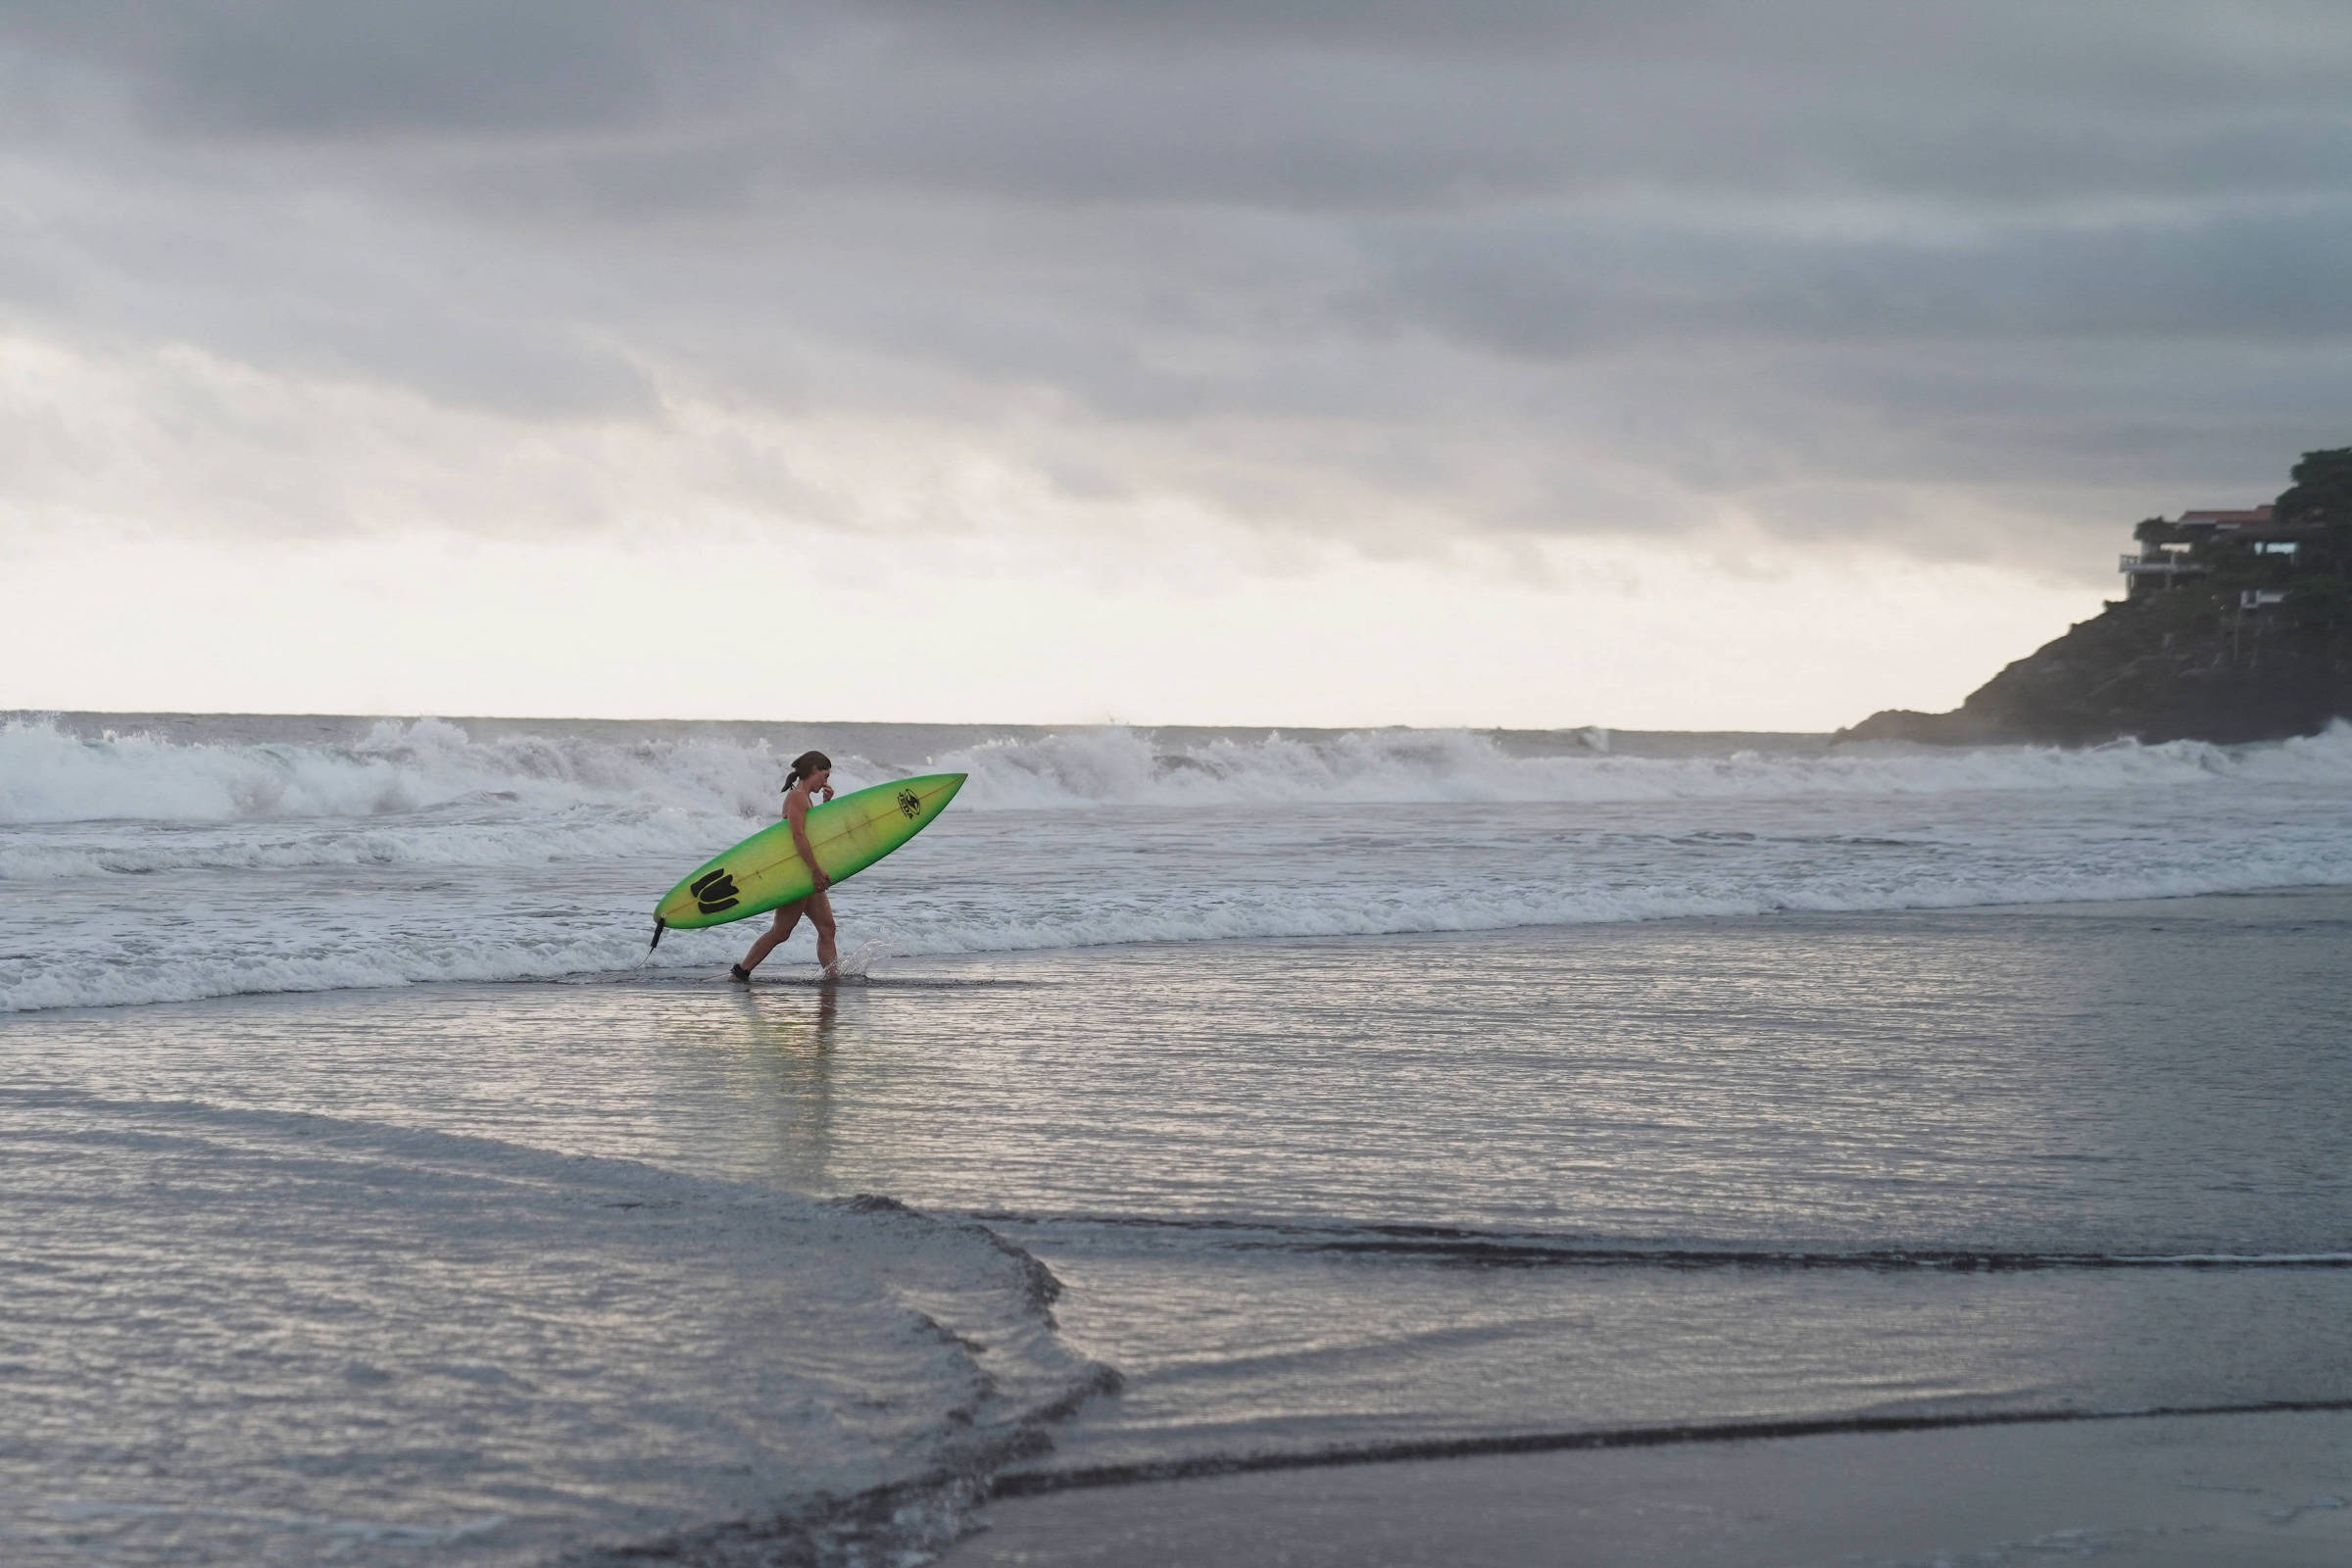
[718, 982, 842, 1192]
[729, 976, 840, 1047]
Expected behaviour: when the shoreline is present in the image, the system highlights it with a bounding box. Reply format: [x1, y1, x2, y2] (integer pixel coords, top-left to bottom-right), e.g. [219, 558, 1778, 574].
[990, 1396, 2352, 1499]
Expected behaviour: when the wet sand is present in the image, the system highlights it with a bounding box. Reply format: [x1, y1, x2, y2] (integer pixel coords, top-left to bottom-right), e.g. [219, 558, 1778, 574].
[945, 1408, 2352, 1566]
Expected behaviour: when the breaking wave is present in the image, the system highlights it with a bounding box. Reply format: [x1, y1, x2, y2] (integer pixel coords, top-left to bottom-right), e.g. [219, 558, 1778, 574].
[935, 723, 2352, 808]
[10, 715, 2352, 826]
[0, 717, 779, 826]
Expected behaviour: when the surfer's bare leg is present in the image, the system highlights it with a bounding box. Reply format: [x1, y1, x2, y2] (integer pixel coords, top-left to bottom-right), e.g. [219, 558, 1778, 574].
[808, 891, 839, 977]
[736, 901, 805, 976]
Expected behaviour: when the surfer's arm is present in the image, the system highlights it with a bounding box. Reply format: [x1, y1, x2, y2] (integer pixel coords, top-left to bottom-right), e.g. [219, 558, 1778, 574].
[786, 794, 831, 892]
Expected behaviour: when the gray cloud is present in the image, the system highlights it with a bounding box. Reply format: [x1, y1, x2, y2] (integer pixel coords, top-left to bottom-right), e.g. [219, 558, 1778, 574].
[1375, 204, 2352, 355]
[5, 1, 760, 138]
[5, 1, 2352, 572]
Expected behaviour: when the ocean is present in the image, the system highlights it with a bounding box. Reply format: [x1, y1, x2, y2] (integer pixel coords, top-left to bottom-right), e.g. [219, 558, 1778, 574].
[6, 712, 2352, 1564]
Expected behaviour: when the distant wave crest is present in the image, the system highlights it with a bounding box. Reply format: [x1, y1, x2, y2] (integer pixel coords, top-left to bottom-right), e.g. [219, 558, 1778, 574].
[10, 715, 2352, 826]
[0, 716, 781, 826]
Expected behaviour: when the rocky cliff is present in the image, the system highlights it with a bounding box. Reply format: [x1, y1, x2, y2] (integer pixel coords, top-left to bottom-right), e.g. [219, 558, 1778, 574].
[1839, 448, 2352, 747]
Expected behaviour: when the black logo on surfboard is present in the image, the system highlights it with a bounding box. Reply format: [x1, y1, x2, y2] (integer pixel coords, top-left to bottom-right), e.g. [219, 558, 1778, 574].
[896, 789, 922, 818]
[690, 869, 740, 914]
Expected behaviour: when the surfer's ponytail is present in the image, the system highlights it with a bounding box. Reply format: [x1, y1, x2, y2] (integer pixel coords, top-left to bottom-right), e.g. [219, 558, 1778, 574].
[783, 750, 832, 795]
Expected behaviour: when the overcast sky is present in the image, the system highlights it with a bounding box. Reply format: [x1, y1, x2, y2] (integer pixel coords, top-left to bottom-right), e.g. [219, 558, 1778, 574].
[7, 1, 2351, 727]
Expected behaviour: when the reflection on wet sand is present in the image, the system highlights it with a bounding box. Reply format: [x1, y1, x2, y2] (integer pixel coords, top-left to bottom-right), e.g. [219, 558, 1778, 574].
[718, 980, 842, 1194]
[627, 978, 849, 1193]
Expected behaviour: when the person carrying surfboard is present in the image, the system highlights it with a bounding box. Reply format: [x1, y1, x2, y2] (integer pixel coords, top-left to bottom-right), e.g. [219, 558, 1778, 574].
[729, 751, 839, 982]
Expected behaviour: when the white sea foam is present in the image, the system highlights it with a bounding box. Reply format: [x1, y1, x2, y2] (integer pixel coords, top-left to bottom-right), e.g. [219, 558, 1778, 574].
[11, 715, 2352, 827]
[10, 825, 2352, 1013]
[0, 813, 727, 882]
[0, 717, 782, 826]
[938, 722, 2352, 807]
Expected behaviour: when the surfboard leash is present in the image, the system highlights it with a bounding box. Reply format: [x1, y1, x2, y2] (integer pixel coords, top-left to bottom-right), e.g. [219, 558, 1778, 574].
[648, 916, 666, 952]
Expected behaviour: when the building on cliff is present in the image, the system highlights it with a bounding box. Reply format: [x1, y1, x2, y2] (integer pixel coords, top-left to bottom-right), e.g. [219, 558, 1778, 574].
[2116, 505, 2342, 602]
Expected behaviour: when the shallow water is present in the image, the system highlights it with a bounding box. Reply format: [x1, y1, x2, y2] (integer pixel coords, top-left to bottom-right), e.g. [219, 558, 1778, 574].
[11, 893, 2352, 1560]
[7, 715, 2352, 1562]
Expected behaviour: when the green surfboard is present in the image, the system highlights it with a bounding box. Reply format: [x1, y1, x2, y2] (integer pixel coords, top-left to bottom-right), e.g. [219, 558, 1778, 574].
[651, 772, 967, 939]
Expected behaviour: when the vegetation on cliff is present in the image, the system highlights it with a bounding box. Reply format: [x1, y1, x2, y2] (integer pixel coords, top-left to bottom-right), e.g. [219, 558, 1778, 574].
[1841, 448, 2352, 746]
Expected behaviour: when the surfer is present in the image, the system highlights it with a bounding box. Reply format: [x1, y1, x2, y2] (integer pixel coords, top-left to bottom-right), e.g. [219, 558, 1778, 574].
[730, 751, 839, 982]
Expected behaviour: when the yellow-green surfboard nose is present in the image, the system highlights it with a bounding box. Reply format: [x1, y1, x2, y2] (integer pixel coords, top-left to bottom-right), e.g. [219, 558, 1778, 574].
[654, 772, 968, 932]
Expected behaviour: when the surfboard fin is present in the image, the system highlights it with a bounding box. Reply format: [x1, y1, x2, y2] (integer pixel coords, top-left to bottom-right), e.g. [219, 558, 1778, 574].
[649, 917, 666, 952]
